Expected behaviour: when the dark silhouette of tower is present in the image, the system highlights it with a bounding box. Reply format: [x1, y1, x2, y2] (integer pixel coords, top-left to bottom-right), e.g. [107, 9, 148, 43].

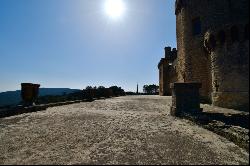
[136, 83, 139, 94]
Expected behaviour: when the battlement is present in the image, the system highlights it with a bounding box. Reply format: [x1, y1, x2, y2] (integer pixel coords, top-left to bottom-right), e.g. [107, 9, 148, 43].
[164, 47, 177, 62]
[158, 58, 167, 69]
[175, 0, 187, 15]
[158, 46, 177, 69]
[158, 46, 178, 96]
[173, 0, 249, 109]
[204, 23, 249, 53]
[175, 0, 249, 29]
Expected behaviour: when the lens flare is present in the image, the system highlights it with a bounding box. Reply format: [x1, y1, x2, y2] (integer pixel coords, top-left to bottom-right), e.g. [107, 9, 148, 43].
[104, 0, 126, 20]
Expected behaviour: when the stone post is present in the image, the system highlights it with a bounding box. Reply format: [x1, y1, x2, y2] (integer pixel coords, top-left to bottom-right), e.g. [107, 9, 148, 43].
[170, 82, 202, 116]
[21, 83, 40, 106]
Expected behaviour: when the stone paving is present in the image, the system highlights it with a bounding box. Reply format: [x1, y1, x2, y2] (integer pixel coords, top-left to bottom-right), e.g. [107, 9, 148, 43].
[0, 96, 248, 165]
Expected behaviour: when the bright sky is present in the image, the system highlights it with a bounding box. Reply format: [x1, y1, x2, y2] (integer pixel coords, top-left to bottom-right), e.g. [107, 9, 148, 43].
[0, 0, 176, 92]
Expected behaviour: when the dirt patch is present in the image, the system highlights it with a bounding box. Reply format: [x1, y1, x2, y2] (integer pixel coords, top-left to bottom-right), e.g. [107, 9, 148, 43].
[0, 96, 248, 165]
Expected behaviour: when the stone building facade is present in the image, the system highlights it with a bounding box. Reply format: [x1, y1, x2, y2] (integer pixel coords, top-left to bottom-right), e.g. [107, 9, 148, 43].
[159, 0, 249, 110]
[158, 47, 177, 96]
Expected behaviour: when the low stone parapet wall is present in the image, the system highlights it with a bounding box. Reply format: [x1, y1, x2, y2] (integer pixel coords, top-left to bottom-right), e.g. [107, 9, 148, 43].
[0, 100, 83, 118]
[0, 97, 115, 119]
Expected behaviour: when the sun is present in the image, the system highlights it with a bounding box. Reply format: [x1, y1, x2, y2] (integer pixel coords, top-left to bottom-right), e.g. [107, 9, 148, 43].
[104, 0, 126, 20]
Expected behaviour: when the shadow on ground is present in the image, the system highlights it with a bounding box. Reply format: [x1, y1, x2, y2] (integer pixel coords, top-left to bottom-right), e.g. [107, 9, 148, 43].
[195, 112, 249, 129]
[180, 110, 249, 151]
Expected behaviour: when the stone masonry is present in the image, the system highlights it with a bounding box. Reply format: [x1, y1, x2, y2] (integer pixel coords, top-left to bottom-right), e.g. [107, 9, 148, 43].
[170, 82, 202, 116]
[158, 47, 177, 96]
[159, 0, 249, 110]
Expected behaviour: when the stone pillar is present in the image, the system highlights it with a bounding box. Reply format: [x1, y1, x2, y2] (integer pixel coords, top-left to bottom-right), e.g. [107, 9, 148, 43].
[33, 84, 40, 99]
[21, 83, 40, 106]
[158, 58, 170, 96]
[170, 82, 202, 116]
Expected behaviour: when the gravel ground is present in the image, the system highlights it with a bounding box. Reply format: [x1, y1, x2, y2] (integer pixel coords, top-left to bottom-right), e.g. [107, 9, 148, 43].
[0, 96, 248, 165]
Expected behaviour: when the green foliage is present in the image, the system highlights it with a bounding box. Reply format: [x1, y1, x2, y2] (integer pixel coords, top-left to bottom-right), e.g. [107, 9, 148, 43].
[37, 85, 125, 104]
[143, 84, 159, 94]
[109, 86, 125, 96]
[125, 92, 137, 95]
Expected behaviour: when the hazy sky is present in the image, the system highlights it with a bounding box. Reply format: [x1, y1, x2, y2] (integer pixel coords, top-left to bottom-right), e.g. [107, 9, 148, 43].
[0, 0, 176, 92]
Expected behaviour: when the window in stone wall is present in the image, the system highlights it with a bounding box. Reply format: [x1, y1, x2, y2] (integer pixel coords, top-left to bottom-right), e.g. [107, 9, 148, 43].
[218, 30, 226, 45]
[231, 26, 239, 42]
[245, 24, 249, 40]
[192, 17, 201, 36]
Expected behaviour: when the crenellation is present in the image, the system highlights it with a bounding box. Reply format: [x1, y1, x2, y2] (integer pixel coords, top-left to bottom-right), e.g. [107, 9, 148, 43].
[204, 23, 250, 52]
[164, 47, 178, 62]
[158, 47, 178, 96]
[176, 0, 249, 109]
[159, 0, 249, 110]
[175, 0, 187, 15]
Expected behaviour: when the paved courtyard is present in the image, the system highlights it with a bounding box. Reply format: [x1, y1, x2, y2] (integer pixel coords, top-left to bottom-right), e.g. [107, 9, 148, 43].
[0, 96, 248, 165]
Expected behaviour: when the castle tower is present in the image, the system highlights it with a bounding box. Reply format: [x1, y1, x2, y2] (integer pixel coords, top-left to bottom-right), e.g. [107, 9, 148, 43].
[158, 47, 178, 96]
[175, 0, 249, 109]
[136, 83, 139, 94]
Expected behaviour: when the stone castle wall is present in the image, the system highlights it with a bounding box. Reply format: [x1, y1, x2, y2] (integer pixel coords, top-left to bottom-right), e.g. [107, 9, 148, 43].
[175, 0, 249, 109]
[158, 47, 178, 96]
[158, 58, 168, 96]
[204, 24, 249, 110]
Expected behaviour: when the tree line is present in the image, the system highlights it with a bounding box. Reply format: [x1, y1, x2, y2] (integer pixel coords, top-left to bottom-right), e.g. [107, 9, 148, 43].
[37, 86, 125, 104]
[125, 84, 159, 95]
[33, 84, 159, 104]
[143, 84, 159, 95]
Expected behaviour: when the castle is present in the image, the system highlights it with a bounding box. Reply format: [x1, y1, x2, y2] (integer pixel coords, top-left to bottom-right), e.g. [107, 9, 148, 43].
[159, 0, 249, 110]
[158, 47, 177, 96]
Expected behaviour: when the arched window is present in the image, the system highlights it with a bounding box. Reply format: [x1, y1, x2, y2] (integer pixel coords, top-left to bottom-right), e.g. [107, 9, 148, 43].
[218, 30, 226, 44]
[192, 17, 201, 36]
[231, 26, 239, 42]
[245, 24, 249, 40]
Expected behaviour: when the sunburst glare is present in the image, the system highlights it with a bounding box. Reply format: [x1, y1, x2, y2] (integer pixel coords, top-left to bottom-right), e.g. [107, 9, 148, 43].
[104, 0, 126, 20]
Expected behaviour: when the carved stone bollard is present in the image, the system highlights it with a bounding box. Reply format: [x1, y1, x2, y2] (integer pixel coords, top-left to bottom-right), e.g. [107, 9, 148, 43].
[170, 82, 202, 116]
[21, 83, 40, 106]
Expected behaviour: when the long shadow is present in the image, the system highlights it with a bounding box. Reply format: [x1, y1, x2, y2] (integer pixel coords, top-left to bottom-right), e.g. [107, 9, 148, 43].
[189, 112, 249, 129]
[179, 110, 249, 151]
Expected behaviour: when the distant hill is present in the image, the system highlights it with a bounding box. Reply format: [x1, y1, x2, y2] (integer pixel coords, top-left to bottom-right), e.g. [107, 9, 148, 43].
[0, 88, 81, 107]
